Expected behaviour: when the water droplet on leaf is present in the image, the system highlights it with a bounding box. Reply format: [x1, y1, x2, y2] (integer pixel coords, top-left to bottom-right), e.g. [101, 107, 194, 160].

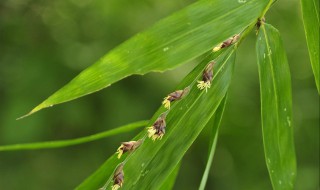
[163, 47, 169, 52]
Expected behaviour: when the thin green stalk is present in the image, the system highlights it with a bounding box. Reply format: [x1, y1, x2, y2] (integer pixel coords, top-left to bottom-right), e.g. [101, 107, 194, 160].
[199, 95, 227, 190]
[0, 120, 148, 151]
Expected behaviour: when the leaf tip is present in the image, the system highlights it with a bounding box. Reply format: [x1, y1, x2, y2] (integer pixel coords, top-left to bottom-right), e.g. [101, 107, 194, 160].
[16, 103, 51, 120]
[16, 110, 37, 120]
[16, 114, 29, 120]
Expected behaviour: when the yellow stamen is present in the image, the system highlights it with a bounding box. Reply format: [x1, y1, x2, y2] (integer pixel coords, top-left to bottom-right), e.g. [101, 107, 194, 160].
[162, 96, 171, 109]
[151, 134, 163, 141]
[151, 135, 157, 141]
[112, 184, 121, 190]
[213, 43, 222, 52]
[197, 81, 211, 93]
[158, 134, 164, 140]
[116, 145, 124, 159]
[147, 127, 157, 138]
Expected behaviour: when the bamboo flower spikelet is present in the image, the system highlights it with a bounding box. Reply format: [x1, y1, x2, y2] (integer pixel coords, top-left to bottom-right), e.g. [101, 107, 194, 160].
[111, 163, 124, 190]
[162, 87, 190, 109]
[213, 34, 240, 52]
[116, 140, 142, 159]
[147, 114, 167, 141]
[197, 61, 215, 92]
[255, 17, 265, 34]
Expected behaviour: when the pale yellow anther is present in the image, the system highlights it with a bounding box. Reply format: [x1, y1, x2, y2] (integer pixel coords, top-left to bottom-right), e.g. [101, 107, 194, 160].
[112, 184, 121, 190]
[116, 145, 124, 159]
[162, 96, 171, 109]
[213, 43, 222, 52]
[147, 127, 157, 138]
[197, 81, 211, 93]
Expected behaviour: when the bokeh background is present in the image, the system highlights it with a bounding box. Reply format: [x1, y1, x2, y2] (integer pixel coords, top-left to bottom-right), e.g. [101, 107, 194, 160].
[0, 0, 318, 189]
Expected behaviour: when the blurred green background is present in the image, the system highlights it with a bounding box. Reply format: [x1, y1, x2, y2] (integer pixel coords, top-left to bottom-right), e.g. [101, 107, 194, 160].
[0, 0, 318, 189]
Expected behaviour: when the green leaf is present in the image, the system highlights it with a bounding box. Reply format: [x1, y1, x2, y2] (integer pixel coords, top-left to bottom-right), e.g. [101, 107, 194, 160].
[301, 0, 320, 93]
[20, 0, 270, 119]
[159, 163, 181, 190]
[199, 95, 227, 190]
[76, 47, 236, 190]
[0, 120, 147, 151]
[256, 23, 296, 189]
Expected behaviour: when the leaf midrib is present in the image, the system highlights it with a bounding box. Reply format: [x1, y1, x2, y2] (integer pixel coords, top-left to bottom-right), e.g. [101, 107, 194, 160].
[101, 52, 216, 188]
[312, 0, 320, 23]
[124, 49, 235, 189]
[261, 25, 283, 178]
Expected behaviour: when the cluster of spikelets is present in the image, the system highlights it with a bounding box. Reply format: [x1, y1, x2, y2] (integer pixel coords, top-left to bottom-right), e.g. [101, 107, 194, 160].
[105, 33, 240, 190]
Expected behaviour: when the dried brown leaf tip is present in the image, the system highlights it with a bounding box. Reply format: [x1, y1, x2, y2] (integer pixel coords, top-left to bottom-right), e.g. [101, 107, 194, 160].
[112, 163, 124, 190]
[213, 34, 240, 52]
[147, 113, 166, 141]
[162, 87, 190, 109]
[116, 140, 142, 159]
[197, 61, 215, 92]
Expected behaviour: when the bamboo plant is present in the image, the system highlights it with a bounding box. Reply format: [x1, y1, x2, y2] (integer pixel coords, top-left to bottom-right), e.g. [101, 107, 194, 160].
[1, 0, 318, 189]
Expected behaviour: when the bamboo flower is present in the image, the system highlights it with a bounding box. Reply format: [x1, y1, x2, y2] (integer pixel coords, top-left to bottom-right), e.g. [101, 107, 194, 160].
[147, 114, 167, 141]
[213, 34, 240, 52]
[112, 164, 124, 190]
[197, 61, 215, 92]
[116, 140, 142, 159]
[162, 87, 190, 109]
[256, 17, 265, 34]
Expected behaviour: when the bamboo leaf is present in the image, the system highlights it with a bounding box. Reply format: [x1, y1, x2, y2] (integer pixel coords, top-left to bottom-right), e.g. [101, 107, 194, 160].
[159, 163, 181, 190]
[256, 23, 296, 189]
[76, 47, 236, 190]
[19, 0, 270, 119]
[301, 0, 320, 93]
[199, 95, 227, 190]
[0, 121, 147, 151]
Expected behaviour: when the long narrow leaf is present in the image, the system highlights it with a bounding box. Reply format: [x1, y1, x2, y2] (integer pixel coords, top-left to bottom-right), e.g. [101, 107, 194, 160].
[256, 23, 296, 189]
[76, 46, 236, 189]
[301, 0, 320, 93]
[0, 120, 147, 151]
[20, 0, 270, 119]
[199, 95, 227, 190]
[159, 163, 181, 190]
